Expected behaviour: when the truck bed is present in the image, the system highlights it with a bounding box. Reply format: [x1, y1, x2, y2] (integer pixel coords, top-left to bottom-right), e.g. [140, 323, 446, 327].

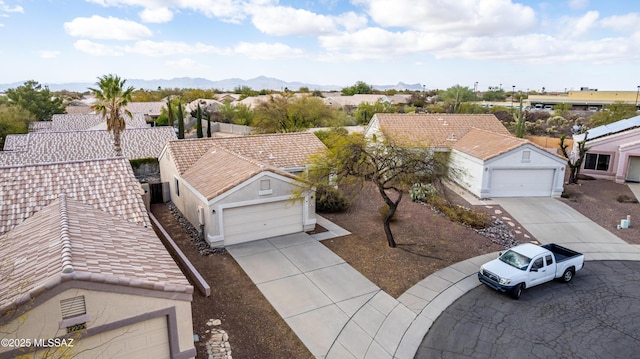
[541, 243, 582, 262]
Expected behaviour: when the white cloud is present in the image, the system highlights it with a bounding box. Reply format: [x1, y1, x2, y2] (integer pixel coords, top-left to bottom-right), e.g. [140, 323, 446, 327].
[73, 39, 123, 56]
[140, 7, 173, 23]
[64, 15, 152, 40]
[353, 0, 536, 36]
[0, 1, 23, 14]
[248, 5, 369, 36]
[600, 13, 640, 33]
[39, 50, 61, 59]
[86, 0, 254, 23]
[250, 6, 337, 36]
[568, 0, 589, 10]
[558, 11, 599, 39]
[233, 42, 304, 59]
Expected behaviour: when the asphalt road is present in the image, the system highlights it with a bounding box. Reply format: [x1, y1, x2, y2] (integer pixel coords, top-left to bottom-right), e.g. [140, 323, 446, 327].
[416, 261, 640, 359]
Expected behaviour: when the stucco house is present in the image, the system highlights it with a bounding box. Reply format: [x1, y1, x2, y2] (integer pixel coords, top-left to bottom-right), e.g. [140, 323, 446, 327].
[575, 115, 640, 183]
[159, 132, 326, 247]
[451, 129, 566, 198]
[0, 158, 195, 358]
[365, 113, 566, 198]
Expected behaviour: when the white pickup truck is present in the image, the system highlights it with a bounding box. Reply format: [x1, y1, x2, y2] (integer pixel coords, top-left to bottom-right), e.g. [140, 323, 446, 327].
[478, 243, 585, 299]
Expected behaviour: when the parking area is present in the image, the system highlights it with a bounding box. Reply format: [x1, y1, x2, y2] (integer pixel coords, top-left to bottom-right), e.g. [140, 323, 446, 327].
[416, 261, 640, 359]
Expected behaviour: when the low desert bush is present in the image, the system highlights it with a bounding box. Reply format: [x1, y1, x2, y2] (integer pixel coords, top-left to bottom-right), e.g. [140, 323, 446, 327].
[315, 185, 350, 213]
[378, 204, 397, 222]
[616, 194, 639, 203]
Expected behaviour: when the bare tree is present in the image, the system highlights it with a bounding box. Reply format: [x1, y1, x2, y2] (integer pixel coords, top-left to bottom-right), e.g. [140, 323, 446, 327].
[300, 133, 450, 247]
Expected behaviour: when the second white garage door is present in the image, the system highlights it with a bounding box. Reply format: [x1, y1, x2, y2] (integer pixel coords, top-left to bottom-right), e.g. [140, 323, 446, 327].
[223, 200, 303, 245]
[489, 169, 555, 197]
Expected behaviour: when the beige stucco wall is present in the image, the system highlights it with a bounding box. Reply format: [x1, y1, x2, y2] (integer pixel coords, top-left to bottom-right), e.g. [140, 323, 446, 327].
[0, 288, 194, 358]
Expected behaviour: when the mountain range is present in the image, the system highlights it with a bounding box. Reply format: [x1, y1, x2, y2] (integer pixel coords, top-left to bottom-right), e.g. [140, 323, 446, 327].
[0, 76, 424, 93]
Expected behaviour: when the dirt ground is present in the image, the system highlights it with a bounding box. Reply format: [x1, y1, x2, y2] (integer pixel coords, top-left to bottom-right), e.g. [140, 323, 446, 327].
[151, 204, 314, 359]
[319, 184, 531, 297]
[559, 178, 640, 244]
[151, 178, 639, 358]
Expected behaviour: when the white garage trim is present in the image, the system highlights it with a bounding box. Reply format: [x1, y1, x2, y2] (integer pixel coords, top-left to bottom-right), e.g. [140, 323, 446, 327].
[489, 168, 556, 197]
[221, 198, 304, 245]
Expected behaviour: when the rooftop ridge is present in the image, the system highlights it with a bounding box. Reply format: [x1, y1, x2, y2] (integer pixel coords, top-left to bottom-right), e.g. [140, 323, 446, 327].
[0, 156, 128, 170]
[208, 143, 272, 171]
[58, 194, 74, 274]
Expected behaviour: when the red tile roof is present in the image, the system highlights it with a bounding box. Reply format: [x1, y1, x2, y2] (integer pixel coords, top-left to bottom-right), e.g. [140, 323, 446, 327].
[0, 195, 191, 313]
[0, 158, 148, 235]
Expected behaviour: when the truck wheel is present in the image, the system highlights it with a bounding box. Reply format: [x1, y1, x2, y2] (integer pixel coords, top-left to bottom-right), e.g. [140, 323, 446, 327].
[511, 284, 524, 300]
[562, 268, 574, 283]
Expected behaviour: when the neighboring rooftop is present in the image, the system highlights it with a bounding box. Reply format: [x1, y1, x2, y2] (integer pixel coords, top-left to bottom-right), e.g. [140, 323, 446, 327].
[1, 127, 176, 165]
[0, 195, 191, 314]
[182, 145, 296, 200]
[164, 132, 326, 175]
[0, 157, 148, 236]
[371, 113, 511, 148]
[29, 113, 147, 133]
[453, 128, 563, 161]
[584, 115, 640, 141]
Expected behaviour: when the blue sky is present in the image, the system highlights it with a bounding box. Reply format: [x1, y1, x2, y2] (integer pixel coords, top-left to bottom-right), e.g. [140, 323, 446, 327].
[1, 0, 639, 91]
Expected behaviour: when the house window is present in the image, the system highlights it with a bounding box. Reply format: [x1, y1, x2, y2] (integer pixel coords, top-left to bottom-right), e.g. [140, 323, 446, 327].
[175, 178, 180, 196]
[60, 296, 88, 333]
[259, 179, 272, 195]
[584, 153, 610, 171]
[522, 151, 531, 162]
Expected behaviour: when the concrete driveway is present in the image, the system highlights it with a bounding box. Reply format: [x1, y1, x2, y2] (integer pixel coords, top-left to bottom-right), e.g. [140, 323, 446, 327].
[494, 197, 640, 260]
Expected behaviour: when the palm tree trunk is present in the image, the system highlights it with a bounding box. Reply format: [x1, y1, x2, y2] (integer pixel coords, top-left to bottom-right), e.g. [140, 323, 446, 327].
[113, 127, 122, 157]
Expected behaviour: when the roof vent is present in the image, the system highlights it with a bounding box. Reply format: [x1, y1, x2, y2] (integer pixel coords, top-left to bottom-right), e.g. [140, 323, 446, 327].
[447, 133, 457, 141]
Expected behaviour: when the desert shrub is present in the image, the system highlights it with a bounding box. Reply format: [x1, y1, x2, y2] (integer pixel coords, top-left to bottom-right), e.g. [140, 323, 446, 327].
[616, 194, 639, 203]
[410, 183, 438, 202]
[424, 194, 490, 229]
[378, 204, 397, 222]
[315, 185, 350, 213]
[561, 191, 571, 198]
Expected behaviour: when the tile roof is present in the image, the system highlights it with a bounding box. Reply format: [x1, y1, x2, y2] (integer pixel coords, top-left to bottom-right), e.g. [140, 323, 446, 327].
[182, 145, 297, 200]
[452, 129, 529, 160]
[371, 113, 511, 148]
[29, 113, 148, 133]
[165, 132, 326, 175]
[64, 106, 94, 115]
[0, 158, 149, 236]
[0, 195, 191, 313]
[125, 102, 166, 117]
[1, 127, 176, 165]
[453, 128, 566, 161]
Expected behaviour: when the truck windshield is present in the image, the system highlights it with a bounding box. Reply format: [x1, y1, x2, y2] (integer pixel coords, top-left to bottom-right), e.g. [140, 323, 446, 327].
[499, 250, 531, 271]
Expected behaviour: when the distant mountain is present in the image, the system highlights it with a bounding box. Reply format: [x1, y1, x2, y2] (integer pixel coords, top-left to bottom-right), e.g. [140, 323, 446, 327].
[0, 76, 424, 93]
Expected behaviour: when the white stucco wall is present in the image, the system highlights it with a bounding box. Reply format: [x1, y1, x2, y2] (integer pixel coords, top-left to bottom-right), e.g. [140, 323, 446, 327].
[0, 288, 194, 358]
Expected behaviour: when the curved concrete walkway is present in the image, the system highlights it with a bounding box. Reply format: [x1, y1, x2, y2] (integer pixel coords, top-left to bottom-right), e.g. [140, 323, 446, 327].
[228, 196, 640, 359]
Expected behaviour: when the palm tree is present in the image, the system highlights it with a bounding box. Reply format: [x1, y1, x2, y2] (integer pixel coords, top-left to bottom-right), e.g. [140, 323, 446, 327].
[89, 74, 134, 157]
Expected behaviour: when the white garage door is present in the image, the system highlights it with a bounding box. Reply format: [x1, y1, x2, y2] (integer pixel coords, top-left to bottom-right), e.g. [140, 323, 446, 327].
[73, 317, 170, 359]
[223, 200, 303, 245]
[489, 169, 555, 197]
